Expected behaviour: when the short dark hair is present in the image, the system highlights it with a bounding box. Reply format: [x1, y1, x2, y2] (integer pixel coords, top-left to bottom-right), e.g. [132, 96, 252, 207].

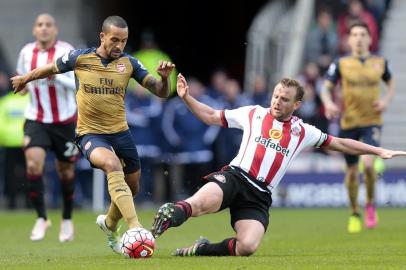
[348, 21, 370, 35]
[102, 16, 128, 32]
[279, 78, 304, 101]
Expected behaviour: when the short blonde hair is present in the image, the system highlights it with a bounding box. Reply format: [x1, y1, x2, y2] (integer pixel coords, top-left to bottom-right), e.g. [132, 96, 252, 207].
[278, 78, 304, 101]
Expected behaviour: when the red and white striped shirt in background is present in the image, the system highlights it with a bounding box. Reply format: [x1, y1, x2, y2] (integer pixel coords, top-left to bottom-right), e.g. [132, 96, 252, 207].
[221, 105, 331, 193]
[16, 40, 76, 124]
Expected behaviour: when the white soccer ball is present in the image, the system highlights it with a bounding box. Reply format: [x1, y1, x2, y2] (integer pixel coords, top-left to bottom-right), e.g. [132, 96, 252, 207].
[120, 227, 155, 259]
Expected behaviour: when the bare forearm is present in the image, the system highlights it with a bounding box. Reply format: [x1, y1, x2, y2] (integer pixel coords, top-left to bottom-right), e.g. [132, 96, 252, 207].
[328, 137, 383, 156]
[23, 63, 57, 84]
[144, 76, 170, 98]
[320, 83, 334, 106]
[156, 78, 170, 97]
[183, 94, 221, 126]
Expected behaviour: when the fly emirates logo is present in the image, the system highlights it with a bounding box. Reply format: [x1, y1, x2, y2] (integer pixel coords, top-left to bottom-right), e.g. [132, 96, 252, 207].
[254, 135, 290, 157]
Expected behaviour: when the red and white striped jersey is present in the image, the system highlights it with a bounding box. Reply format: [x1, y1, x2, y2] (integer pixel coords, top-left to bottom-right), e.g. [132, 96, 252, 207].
[16, 40, 76, 124]
[220, 105, 331, 192]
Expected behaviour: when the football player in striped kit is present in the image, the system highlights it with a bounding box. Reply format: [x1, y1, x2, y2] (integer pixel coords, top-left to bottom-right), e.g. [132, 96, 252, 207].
[15, 14, 77, 242]
[151, 74, 406, 257]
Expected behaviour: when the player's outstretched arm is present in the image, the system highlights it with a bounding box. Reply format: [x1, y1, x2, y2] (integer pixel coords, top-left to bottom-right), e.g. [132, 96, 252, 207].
[177, 73, 222, 126]
[144, 60, 175, 98]
[325, 136, 406, 159]
[11, 62, 58, 94]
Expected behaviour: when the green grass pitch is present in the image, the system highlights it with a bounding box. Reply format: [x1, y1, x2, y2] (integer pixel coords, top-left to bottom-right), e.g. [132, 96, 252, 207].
[0, 208, 405, 270]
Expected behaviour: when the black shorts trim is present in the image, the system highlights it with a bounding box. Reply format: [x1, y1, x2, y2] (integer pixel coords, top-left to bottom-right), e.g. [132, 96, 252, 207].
[203, 166, 273, 231]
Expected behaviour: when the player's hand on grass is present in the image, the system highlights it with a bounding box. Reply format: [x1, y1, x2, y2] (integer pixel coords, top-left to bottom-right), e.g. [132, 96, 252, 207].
[176, 73, 189, 99]
[157, 60, 175, 79]
[11, 75, 27, 94]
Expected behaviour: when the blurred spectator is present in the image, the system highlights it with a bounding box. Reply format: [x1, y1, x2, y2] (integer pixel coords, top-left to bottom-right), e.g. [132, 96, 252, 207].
[297, 62, 329, 134]
[131, 29, 177, 96]
[206, 68, 229, 99]
[364, 0, 387, 31]
[162, 77, 220, 197]
[305, 8, 338, 74]
[0, 91, 30, 209]
[125, 85, 163, 206]
[337, 0, 379, 53]
[0, 41, 11, 97]
[215, 79, 252, 166]
[248, 74, 271, 108]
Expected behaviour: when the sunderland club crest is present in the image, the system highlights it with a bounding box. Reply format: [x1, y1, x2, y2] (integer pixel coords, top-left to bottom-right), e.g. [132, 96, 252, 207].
[291, 126, 301, 136]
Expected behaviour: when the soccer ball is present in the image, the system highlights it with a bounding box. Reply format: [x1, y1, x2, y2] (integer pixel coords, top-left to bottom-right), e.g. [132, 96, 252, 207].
[120, 228, 155, 259]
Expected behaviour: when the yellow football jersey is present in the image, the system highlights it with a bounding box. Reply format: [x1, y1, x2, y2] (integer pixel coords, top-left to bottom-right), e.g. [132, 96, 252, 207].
[325, 55, 392, 130]
[56, 48, 150, 136]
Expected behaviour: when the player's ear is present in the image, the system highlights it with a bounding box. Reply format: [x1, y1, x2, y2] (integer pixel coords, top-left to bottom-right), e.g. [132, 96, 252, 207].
[293, 100, 302, 111]
[100, 32, 105, 43]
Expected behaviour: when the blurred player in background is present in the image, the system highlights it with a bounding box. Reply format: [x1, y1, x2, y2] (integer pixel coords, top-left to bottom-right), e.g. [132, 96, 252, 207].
[12, 15, 174, 254]
[16, 14, 77, 242]
[321, 21, 395, 233]
[151, 74, 404, 256]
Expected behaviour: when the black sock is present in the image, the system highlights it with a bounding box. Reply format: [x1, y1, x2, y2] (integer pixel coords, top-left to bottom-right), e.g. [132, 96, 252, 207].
[171, 201, 192, 227]
[60, 177, 75, 219]
[27, 174, 47, 219]
[196, 238, 237, 256]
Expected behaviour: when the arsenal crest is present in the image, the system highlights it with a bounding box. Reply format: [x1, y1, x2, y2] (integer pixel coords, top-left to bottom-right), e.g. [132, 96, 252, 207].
[84, 141, 92, 150]
[116, 63, 126, 73]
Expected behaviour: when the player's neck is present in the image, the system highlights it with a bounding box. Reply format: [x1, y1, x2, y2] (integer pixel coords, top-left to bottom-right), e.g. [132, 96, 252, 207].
[96, 46, 108, 59]
[36, 40, 56, 51]
[352, 50, 370, 58]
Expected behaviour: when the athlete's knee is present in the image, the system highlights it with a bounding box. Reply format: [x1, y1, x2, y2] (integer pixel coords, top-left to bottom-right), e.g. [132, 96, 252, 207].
[363, 161, 375, 173]
[26, 159, 43, 175]
[103, 157, 122, 172]
[235, 238, 258, 256]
